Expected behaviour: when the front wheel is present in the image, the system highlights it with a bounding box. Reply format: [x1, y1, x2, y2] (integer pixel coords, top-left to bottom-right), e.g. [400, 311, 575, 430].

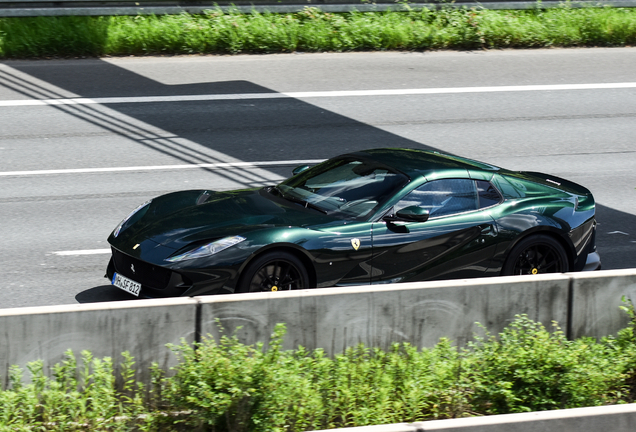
[238, 251, 309, 293]
[502, 234, 569, 276]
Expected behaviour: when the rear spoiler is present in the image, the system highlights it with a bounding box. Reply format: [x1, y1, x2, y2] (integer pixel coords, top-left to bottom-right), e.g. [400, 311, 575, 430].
[517, 171, 592, 196]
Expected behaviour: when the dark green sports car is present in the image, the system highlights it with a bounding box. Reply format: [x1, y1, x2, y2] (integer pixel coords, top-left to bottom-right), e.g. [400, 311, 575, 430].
[106, 148, 600, 298]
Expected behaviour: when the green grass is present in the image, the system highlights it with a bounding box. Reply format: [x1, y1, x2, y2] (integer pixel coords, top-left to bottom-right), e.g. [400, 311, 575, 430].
[1, 5, 636, 57]
[2, 311, 636, 431]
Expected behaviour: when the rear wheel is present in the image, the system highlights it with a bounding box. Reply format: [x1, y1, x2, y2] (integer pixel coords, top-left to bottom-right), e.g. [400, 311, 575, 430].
[502, 234, 569, 276]
[238, 251, 309, 293]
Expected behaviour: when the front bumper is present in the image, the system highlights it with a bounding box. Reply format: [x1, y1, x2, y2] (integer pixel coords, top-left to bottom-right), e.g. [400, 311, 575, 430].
[583, 251, 602, 272]
[105, 248, 232, 298]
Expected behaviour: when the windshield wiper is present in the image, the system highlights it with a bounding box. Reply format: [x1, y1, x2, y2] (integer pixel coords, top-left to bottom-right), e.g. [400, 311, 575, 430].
[270, 187, 327, 214]
[268, 186, 283, 196]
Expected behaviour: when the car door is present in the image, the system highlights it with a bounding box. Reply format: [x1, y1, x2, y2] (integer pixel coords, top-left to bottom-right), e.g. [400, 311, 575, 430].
[306, 221, 375, 287]
[370, 178, 500, 283]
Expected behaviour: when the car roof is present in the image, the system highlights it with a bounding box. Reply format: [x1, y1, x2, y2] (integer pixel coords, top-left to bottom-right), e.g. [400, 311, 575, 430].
[348, 148, 501, 180]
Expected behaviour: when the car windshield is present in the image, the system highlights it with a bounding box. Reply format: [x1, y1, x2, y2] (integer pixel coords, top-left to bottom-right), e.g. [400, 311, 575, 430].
[274, 158, 409, 220]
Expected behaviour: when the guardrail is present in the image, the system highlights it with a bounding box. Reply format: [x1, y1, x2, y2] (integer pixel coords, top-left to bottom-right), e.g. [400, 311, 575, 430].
[1, 268, 635, 388]
[1, 0, 635, 17]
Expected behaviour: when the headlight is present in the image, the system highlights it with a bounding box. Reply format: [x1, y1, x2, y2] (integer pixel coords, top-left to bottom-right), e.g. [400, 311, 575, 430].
[165, 236, 246, 262]
[113, 200, 152, 238]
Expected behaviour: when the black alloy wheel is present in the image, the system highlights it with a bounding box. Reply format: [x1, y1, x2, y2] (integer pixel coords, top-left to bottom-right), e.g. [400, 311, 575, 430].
[502, 234, 569, 276]
[239, 251, 309, 293]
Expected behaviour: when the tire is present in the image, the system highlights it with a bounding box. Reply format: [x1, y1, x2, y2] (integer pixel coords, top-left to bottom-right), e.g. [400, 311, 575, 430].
[237, 251, 309, 293]
[502, 234, 569, 276]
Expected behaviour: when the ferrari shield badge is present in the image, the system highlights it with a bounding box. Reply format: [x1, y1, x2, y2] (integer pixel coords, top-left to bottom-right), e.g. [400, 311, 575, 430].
[351, 238, 361, 251]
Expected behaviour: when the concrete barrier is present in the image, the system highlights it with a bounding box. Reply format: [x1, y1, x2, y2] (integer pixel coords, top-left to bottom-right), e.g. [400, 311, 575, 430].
[199, 274, 570, 353]
[0, 298, 198, 388]
[309, 403, 636, 432]
[1, 269, 636, 388]
[570, 269, 636, 340]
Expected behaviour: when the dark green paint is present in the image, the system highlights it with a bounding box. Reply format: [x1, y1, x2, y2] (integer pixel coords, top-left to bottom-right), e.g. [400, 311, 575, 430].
[107, 148, 599, 298]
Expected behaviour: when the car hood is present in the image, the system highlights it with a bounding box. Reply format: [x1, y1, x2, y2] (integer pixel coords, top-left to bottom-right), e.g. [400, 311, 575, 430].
[110, 188, 335, 251]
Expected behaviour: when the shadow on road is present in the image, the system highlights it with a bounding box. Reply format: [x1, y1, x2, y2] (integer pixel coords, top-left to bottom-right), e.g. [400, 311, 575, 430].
[595, 204, 636, 270]
[75, 285, 138, 304]
[1, 59, 437, 166]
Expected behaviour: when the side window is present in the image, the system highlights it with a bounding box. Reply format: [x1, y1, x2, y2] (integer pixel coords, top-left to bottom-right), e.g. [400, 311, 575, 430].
[394, 179, 478, 218]
[476, 180, 503, 209]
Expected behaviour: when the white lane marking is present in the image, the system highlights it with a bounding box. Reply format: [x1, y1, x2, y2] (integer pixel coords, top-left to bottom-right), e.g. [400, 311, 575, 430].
[53, 249, 111, 256]
[0, 159, 325, 177]
[608, 231, 630, 235]
[1, 83, 636, 107]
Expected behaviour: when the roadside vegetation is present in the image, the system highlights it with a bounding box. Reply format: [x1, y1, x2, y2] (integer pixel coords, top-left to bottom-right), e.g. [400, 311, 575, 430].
[1, 303, 636, 431]
[1, 5, 636, 58]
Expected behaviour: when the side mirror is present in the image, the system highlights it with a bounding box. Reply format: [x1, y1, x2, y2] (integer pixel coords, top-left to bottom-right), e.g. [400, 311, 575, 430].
[292, 165, 310, 176]
[395, 206, 430, 222]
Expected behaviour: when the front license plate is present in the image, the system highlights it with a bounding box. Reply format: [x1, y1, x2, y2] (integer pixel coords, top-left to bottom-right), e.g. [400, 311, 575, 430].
[112, 272, 141, 297]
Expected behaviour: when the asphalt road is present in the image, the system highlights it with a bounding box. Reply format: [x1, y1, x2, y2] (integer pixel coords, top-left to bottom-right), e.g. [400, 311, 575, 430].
[1, 48, 635, 309]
